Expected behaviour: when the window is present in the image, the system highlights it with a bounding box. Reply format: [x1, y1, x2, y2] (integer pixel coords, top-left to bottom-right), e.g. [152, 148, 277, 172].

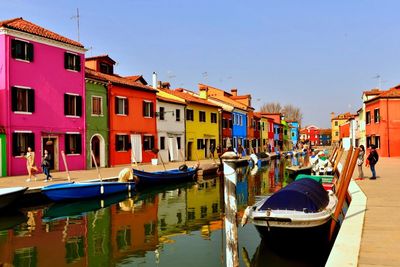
[115, 97, 128, 115]
[211, 113, 217, 123]
[159, 107, 165, 120]
[176, 109, 181, 121]
[334, 121, 338, 126]
[262, 122, 265, 131]
[199, 111, 206, 122]
[374, 109, 380, 123]
[160, 136, 165, 150]
[177, 137, 181, 149]
[12, 132, 34, 156]
[91, 96, 102, 116]
[64, 94, 82, 117]
[12, 87, 34, 113]
[222, 118, 228, 129]
[65, 133, 82, 154]
[186, 109, 194, 121]
[143, 136, 155, 150]
[99, 62, 113, 74]
[64, 52, 81, 71]
[335, 131, 339, 136]
[116, 135, 130, 151]
[366, 136, 372, 148]
[197, 139, 204, 149]
[374, 136, 380, 148]
[11, 39, 33, 61]
[229, 119, 233, 128]
[366, 111, 371, 124]
[239, 115, 243, 126]
[143, 101, 154, 117]
[292, 132, 295, 137]
[233, 114, 236, 125]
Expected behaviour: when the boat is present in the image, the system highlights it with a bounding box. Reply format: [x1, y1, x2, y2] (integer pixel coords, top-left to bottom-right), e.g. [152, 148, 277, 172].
[0, 187, 28, 209]
[197, 163, 220, 177]
[285, 165, 312, 178]
[42, 192, 130, 221]
[132, 166, 197, 187]
[249, 153, 270, 167]
[296, 174, 336, 191]
[41, 181, 135, 202]
[243, 178, 337, 236]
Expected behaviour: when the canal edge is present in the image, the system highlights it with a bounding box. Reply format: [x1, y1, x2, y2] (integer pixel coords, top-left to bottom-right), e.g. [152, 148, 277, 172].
[326, 180, 367, 266]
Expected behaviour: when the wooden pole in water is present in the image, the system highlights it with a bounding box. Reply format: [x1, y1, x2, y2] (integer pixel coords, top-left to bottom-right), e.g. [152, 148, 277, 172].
[221, 152, 240, 267]
[158, 152, 167, 171]
[61, 150, 71, 182]
[334, 146, 353, 196]
[329, 147, 360, 241]
[91, 150, 102, 182]
[329, 146, 338, 163]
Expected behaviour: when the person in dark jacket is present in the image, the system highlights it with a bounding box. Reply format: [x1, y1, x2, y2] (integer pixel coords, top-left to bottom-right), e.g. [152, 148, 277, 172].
[41, 150, 52, 182]
[366, 145, 379, 179]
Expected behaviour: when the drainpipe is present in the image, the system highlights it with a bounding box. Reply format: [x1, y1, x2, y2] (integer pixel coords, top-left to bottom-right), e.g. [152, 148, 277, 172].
[387, 99, 390, 157]
[107, 82, 112, 167]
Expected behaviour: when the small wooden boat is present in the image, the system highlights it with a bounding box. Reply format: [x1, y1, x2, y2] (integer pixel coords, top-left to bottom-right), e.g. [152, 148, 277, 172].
[197, 163, 220, 177]
[286, 165, 312, 178]
[132, 166, 197, 186]
[41, 181, 135, 202]
[0, 187, 28, 209]
[243, 178, 337, 236]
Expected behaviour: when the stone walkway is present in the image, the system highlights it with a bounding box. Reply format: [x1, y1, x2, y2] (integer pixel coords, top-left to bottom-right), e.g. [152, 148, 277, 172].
[355, 157, 400, 266]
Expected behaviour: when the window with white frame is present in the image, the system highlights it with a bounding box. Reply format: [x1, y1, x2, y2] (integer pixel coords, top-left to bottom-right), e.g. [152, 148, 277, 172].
[12, 86, 34, 113]
[115, 96, 128, 115]
[91, 96, 103, 116]
[64, 94, 82, 116]
[116, 134, 130, 151]
[12, 132, 34, 156]
[65, 133, 82, 154]
[199, 111, 206, 122]
[64, 52, 81, 71]
[143, 101, 154, 118]
[11, 39, 33, 61]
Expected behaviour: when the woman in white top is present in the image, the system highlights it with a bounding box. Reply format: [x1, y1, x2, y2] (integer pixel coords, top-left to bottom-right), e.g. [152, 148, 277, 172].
[357, 145, 365, 179]
[26, 147, 38, 182]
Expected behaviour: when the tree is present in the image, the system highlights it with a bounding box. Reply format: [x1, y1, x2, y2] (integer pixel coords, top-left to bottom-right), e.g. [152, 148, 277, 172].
[260, 102, 282, 113]
[260, 102, 303, 125]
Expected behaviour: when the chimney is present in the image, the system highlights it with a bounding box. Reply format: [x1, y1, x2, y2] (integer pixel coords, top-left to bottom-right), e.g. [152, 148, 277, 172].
[152, 72, 157, 89]
[199, 85, 208, 99]
[231, 88, 237, 96]
[331, 112, 335, 120]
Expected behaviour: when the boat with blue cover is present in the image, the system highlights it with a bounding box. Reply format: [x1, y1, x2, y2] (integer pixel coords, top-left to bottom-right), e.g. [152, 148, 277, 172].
[242, 178, 337, 235]
[132, 166, 197, 186]
[0, 187, 28, 209]
[41, 181, 135, 202]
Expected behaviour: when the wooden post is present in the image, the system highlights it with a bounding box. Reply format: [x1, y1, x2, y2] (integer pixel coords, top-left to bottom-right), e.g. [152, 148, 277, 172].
[329, 147, 360, 241]
[158, 152, 167, 171]
[335, 146, 353, 196]
[221, 152, 241, 267]
[332, 148, 344, 175]
[329, 146, 338, 163]
[91, 150, 102, 181]
[61, 150, 71, 182]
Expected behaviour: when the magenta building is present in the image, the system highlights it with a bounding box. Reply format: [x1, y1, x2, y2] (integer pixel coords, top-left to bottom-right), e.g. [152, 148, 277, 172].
[0, 18, 86, 176]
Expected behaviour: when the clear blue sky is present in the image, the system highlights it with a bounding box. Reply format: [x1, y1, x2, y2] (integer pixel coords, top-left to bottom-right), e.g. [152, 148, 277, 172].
[2, 1, 400, 128]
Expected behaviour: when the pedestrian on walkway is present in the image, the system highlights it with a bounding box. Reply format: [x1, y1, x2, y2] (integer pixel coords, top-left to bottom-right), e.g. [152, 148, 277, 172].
[366, 144, 379, 180]
[210, 144, 215, 159]
[25, 147, 38, 182]
[356, 145, 365, 179]
[41, 150, 52, 182]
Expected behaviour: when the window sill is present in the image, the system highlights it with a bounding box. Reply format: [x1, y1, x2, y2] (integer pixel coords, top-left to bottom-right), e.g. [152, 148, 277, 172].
[116, 150, 128, 152]
[14, 111, 33, 115]
[66, 115, 81, 118]
[14, 58, 32, 63]
[66, 153, 81, 156]
[116, 114, 128, 116]
[65, 68, 80, 73]
[91, 114, 104, 117]
[144, 116, 153, 119]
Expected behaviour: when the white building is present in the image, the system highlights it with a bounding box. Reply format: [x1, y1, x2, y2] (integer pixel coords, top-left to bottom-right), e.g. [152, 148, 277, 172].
[156, 96, 186, 163]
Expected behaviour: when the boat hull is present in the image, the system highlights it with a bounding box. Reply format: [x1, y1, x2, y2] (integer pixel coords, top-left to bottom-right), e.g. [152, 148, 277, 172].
[0, 187, 28, 209]
[42, 182, 135, 202]
[133, 168, 197, 186]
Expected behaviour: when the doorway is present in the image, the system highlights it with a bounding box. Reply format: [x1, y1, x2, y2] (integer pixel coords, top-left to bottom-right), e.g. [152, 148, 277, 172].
[42, 137, 58, 170]
[90, 134, 106, 167]
[91, 136, 100, 167]
[205, 139, 209, 158]
[187, 142, 193, 161]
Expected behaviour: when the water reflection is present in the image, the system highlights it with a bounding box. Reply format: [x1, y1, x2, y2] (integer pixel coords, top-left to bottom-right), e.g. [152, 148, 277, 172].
[0, 157, 329, 267]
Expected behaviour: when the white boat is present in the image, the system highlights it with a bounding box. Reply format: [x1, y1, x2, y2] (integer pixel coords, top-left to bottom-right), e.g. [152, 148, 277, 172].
[242, 178, 337, 234]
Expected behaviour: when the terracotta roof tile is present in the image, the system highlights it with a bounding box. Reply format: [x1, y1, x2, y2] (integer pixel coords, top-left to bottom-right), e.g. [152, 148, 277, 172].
[159, 88, 220, 108]
[157, 95, 186, 105]
[86, 54, 116, 63]
[379, 86, 400, 98]
[0, 17, 83, 47]
[85, 68, 157, 92]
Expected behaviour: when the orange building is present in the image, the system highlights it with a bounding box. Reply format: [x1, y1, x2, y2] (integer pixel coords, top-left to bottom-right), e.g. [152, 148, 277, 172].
[364, 85, 400, 157]
[85, 55, 158, 165]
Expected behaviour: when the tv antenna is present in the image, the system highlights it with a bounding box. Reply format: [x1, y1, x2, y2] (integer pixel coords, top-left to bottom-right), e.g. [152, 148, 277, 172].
[202, 72, 208, 82]
[71, 8, 80, 42]
[372, 74, 382, 89]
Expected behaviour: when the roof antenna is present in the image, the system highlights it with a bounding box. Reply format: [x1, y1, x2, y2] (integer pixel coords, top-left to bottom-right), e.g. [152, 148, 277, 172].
[373, 74, 381, 89]
[71, 8, 80, 42]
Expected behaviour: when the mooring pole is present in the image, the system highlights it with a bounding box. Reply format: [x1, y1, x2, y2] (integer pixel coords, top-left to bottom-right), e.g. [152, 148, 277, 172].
[221, 151, 242, 267]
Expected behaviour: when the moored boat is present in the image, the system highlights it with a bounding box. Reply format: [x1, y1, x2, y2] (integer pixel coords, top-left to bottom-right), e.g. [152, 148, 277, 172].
[285, 165, 312, 178]
[41, 181, 135, 202]
[243, 178, 337, 237]
[0, 187, 28, 209]
[132, 166, 197, 186]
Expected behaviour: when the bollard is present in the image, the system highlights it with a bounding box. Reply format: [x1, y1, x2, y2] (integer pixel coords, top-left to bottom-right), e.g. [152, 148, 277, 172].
[221, 151, 244, 267]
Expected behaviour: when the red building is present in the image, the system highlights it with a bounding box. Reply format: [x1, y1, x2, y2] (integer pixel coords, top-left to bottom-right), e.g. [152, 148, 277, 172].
[300, 125, 320, 145]
[364, 85, 400, 157]
[339, 123, 350, 139]
[85, 55, 158, 165]
[221, 110, 233, 149]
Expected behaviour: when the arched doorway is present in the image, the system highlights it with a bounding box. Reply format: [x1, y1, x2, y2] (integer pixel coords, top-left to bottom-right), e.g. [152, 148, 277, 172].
[90, 134, 105, 168]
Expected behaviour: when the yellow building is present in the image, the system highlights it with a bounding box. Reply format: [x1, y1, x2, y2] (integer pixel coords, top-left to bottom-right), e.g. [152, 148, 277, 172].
[159, 88, 220, 160]
[331, 112, 355, 144]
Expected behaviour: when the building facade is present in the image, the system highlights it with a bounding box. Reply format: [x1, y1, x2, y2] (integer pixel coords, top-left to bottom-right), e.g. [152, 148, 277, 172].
[331, 112, 355, 145]
[288, 121, 299, 148]
[0, 18, 86, 175]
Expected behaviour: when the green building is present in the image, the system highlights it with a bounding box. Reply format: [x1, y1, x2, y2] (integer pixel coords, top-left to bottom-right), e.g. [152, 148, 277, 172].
[0, 130, 6, 177]
[281, 119, 290, 151]
[85, 72, 109, 168]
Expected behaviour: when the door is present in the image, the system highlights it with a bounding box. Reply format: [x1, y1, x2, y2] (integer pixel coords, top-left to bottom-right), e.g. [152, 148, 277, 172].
[205, 139, 209, 158]
[91, 136, 100, 167]
[168, 137, 178, 161]
[130, 134, 142, 163]
[187, 142, 193, 161]
[43, 137, 57, 170]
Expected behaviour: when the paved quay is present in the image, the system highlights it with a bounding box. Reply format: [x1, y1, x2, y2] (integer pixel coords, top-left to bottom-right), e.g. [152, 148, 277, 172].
[354, 157, 400, 267]
[0, 159, 216, 191]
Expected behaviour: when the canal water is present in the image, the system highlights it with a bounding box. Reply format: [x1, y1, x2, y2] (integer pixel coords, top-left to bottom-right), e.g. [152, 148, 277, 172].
[0, 157, 332, 267]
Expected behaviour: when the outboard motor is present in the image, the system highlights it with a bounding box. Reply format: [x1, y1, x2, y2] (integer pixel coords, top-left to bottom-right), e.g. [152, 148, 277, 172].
[179, 164, 188, 172]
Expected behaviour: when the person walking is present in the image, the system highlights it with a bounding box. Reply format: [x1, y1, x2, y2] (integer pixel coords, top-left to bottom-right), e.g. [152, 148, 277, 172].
[41, 150, 52, 182]
[25, 147, 38, 182]
[210, 144, 215, 159]
[356, 145, 365, 179]
[366, 144, 379, 180]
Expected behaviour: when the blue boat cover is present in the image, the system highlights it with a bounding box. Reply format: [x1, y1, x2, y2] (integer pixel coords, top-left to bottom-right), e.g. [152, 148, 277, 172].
[260, 178, 329, 212]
